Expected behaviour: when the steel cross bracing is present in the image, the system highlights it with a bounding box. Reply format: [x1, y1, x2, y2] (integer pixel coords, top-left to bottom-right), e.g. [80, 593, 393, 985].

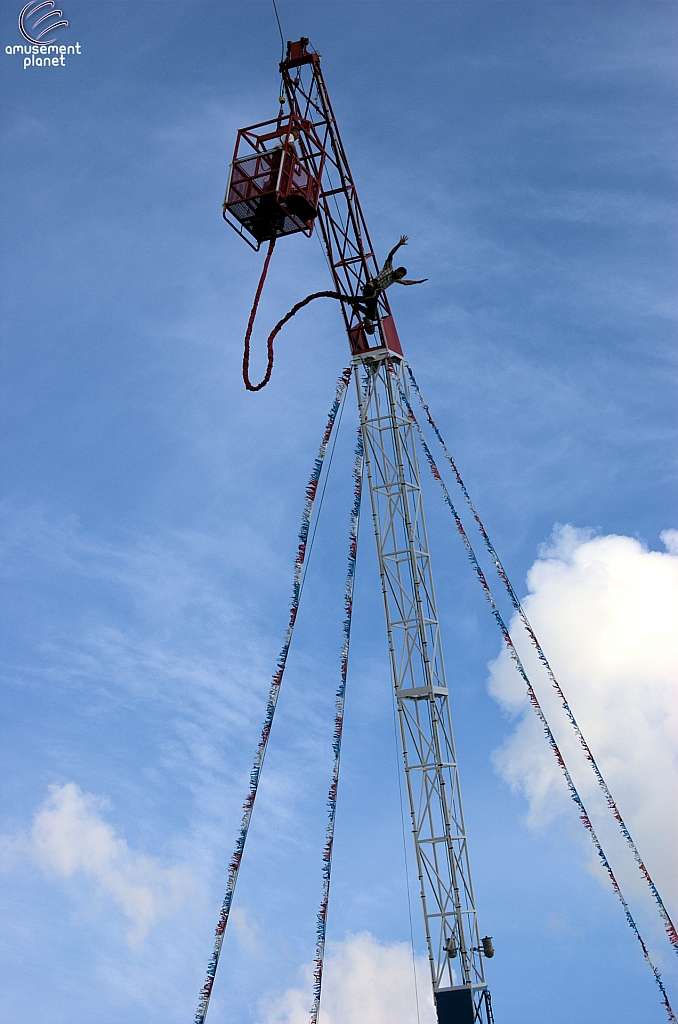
[279, 41, 493, 1024]
[279, 45, 383, 325]
[355, 358, 492, 1024]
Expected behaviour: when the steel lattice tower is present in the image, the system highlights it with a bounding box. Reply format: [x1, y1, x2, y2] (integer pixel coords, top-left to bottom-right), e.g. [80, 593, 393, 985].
[223, 37, 495, 1024]
[355, 359, 492, 1024]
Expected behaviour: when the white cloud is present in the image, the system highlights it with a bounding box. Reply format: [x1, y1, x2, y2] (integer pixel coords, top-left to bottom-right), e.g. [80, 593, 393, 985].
[2, 783, 193, 944]
[488, 526, 678, 907]
[258, 932, 436, 1024]
[230, 906, 261, 955]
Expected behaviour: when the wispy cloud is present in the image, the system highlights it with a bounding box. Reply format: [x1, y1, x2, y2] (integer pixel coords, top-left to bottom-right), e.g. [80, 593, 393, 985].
[1, 783, 194, 944]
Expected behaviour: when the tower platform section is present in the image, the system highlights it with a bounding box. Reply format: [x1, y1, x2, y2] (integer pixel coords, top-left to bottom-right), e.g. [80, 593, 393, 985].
[435, 985, 492, 1024]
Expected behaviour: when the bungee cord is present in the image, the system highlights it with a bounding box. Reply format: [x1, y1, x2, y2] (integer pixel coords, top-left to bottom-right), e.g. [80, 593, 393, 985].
[309, 428, 364, 1024]
[241, 238, 345, 392]
[394, 372, 676, 1022]
[405, 364, 678, 959]
[194, 366, 352, 1024]
[242, 237, 276, 391]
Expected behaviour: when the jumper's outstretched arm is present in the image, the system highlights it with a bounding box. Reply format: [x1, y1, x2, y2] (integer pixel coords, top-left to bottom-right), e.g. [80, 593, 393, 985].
[396, 277, 428, 286]
[385, 234, 408, 264]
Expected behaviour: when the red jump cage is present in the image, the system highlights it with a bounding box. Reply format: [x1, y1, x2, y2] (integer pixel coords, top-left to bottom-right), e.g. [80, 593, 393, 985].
[224, 115, 325, 249]
[224, 36, 403, 358]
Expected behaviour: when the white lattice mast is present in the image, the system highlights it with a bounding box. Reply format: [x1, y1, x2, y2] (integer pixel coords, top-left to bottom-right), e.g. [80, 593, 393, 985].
[354, 357, 493, 1024]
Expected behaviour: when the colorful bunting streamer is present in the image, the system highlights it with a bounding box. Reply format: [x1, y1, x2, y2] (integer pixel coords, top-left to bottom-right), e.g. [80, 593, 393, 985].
[309, 428, 364, 1024]
[405, 363, 678, 959]
[395, 369, 676, 1023]
[194, 366, 352, 1024]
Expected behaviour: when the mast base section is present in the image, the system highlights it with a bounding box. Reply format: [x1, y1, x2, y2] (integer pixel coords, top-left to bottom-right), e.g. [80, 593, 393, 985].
[435, 986, 494, 1024]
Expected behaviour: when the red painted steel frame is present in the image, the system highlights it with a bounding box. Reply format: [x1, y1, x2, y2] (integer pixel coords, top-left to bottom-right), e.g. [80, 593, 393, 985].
[225, 37, 402, 357]
[278, 38, 401, 356]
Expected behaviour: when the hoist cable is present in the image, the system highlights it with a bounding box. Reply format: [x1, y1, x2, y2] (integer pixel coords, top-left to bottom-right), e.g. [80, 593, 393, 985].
[310, 427, 364, 1024]
[405, 364, 678, 959]
[395, 374, 676, 1023]
[271, 0, 284, 63]
[194, 366, 352, 1024]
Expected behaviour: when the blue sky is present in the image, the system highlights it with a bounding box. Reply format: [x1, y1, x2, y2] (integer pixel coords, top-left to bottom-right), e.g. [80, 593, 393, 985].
[1, 2, 677, 1023]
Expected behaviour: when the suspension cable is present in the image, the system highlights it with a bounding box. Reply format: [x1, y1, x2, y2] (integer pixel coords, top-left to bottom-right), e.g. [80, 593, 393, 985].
[309, 428, 364, 1024]
[194, 366, 352, 1024]
[405, 364, 678, 959]
[395, 373, 676, 1022]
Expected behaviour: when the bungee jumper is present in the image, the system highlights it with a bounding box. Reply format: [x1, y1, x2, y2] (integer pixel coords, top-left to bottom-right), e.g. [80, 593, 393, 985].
[346, 235, 427, 334]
